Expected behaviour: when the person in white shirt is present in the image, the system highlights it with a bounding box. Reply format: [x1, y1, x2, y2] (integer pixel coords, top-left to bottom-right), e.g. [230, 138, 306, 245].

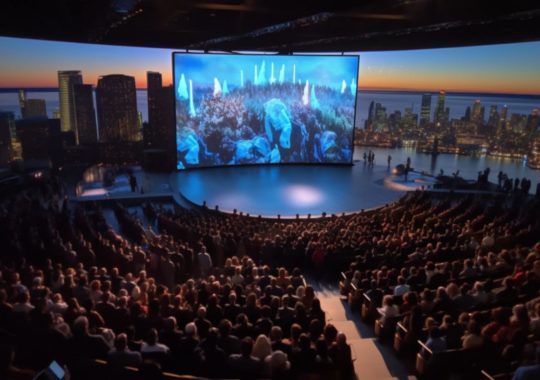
[231, 266, 244, 286]
[198, 246, 213, 277]
[377, 295, 400, 325]
[141, 328, 170, 354]
[393, 276, 410, 297]
[48, 293, 68, 315]
[13, 291, 35, 314]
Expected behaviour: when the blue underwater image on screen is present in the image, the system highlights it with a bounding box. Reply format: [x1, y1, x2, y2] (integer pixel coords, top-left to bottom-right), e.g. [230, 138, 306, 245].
[173, 53, 359, 169]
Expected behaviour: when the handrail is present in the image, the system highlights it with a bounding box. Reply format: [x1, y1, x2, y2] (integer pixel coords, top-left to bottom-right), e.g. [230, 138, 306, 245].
[417, 340, 432, 355]
[396, 321, 408, 334]
[480, 370, 496, 380]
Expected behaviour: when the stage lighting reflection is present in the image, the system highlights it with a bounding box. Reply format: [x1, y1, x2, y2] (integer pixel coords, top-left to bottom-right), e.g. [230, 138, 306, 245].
[284, 185, 325, 206]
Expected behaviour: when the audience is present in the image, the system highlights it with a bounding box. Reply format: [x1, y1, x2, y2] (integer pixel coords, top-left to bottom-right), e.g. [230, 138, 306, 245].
[3, 176, 540, 380]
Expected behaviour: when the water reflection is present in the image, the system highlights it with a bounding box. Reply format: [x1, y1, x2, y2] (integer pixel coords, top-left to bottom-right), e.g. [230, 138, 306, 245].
[354, 147, 539, 191]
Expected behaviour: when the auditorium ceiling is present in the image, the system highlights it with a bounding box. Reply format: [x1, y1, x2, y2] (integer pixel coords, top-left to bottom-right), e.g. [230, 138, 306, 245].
[3, 0, 540, 52]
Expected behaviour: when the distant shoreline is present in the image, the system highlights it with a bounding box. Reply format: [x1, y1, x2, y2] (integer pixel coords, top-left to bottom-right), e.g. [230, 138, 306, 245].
[1, 87, 538, 99]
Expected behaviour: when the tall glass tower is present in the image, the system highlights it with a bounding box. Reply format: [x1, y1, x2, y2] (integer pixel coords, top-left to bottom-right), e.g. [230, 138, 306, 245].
[434, 90, 446, 124]
[96, 75, 138, 142]
[58, 70, 83, 133]
[420, 93, 432, 126]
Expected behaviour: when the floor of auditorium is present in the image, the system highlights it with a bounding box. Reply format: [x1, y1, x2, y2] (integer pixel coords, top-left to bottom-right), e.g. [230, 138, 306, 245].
[313, 281, 415, 380]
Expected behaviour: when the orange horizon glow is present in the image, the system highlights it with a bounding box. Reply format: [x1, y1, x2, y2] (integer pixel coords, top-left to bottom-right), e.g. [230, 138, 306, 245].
[0, 72, 174, 89]
[1, 36, 540, 96]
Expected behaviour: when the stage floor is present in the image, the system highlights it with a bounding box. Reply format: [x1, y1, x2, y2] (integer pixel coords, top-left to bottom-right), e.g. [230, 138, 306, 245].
[173, 163, 417, 217]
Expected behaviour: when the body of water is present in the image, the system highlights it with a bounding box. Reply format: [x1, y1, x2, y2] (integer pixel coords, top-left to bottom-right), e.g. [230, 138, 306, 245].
[353, 146, 540, 189]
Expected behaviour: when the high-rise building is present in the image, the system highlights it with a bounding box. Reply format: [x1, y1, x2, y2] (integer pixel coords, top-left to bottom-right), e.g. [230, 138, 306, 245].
[73, 84, 97, 145]
[96, 74, 138, 143]
[145, 71, 175, 149]
[527, 108, 540, 133]
[15, 117, 62, 166]
[24, 99, 47, 118]
[464, 106, 471, 122]
[488, 105, 499, 128]
[471, 100, 482, 124]
[0, 112, 15, 165]
[18, 89, 27, 118]
[367, 101, 375, 121]
[403, 107, 417, 129]
[499, 105, 508, 131]
[58, 70, 83, 133]
[434, 90, 446, 124]
[146, 71, 163, 148]
[420, 93, 431, 126]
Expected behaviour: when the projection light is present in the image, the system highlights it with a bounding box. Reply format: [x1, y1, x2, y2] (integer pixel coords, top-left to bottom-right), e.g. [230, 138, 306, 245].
[283, 185, 325, 207]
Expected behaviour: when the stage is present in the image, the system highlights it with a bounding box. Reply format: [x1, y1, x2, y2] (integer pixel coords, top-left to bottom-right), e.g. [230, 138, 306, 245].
[172, 163, 433, 218]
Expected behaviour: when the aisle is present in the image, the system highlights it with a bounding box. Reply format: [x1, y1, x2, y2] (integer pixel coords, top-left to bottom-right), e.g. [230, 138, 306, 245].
[314, 282, 414, 380]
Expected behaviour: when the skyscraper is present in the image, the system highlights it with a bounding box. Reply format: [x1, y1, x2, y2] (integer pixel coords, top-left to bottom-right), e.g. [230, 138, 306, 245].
[58, 70, 83, 133]
[145, 71, 174, 149]
[73, 84, 97, 145]
[0, 112, 15, 165]
[434, 90, 446, 124]
[420, 93, 431, 126]
[499, 105, 508, 132]
[18, 90, 27, 118]
[147, 71, 162, 126]
[471, 100, 482, 124]
[96, 75, 138, 143]
[488, 105, 499, 128]
[24, 99, 47, 118]
[15, 118, 62, 166]
[367, 101, 375, 121]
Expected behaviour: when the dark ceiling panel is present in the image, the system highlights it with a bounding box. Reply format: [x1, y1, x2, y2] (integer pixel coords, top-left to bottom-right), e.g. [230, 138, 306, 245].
[1, 0, 540, 51]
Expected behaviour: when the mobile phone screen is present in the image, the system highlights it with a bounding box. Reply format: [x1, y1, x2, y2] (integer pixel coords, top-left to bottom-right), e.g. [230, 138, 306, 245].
[48, 361, 65, 379]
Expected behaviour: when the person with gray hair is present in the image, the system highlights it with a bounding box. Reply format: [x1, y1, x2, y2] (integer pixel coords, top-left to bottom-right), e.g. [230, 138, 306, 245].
[107, 333, 142, 368]
[66, 316, 110, 361]
[178, 322, 201, 374]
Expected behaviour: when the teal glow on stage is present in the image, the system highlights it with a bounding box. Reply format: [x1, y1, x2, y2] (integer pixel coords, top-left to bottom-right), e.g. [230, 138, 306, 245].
[174, 164, 405, 217]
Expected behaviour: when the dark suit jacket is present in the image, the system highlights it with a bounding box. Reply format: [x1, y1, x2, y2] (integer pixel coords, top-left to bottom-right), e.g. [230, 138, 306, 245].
[227, 354, 263, 380]
[107, 349, 142, 368]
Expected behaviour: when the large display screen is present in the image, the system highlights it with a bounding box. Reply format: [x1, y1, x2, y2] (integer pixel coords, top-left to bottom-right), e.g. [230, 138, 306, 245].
[173, 53, 359, 169]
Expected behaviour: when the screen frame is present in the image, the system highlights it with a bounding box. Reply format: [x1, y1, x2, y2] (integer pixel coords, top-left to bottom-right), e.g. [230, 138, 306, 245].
[171, 51, 360, 171]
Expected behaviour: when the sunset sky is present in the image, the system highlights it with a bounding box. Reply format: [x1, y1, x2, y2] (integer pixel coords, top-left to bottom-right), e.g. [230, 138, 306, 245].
[1, 36, 539, 95]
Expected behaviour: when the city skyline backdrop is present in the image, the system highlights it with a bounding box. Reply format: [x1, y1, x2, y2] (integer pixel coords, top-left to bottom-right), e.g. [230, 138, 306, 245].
[1, 36, 540, 95]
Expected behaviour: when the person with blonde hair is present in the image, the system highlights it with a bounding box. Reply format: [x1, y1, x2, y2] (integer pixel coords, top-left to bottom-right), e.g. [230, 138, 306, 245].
[252, 334, 272, 361]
